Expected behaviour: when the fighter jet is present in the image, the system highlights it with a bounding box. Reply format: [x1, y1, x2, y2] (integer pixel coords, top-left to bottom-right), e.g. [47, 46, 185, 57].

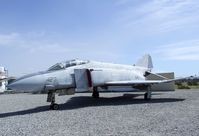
[4, 54, 190, 110]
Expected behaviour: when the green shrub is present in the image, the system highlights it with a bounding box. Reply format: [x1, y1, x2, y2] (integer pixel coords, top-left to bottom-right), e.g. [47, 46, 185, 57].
[177, 85, 190, 89]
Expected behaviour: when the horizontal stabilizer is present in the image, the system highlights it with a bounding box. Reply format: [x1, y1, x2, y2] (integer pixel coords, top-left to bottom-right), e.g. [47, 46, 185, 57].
[144, 71, 169, 80]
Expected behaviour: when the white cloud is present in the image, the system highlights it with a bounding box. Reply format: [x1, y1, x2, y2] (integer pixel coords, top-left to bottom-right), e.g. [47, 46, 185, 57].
[155, 39, 199, 60]
[118, 0, 199, 33]
[28, 43, 70, 53]
[0, 32, 74, 53]
[0, 33, 21, 45]
[0, 32, 121, 62]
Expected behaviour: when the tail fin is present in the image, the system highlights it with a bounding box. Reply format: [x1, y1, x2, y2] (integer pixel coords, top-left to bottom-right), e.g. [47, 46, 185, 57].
[136, 54, 153, 70]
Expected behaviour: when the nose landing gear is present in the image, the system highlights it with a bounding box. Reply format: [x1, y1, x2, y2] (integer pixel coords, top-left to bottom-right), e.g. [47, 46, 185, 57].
[47, 91, 59, 110]
[50, 103, 59, 110]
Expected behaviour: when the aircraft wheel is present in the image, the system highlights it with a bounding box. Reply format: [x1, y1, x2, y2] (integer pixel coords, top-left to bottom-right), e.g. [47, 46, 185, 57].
[92, 91, 99, 98]
[144, 92, 151, 100]
[50, 103, 59, 110]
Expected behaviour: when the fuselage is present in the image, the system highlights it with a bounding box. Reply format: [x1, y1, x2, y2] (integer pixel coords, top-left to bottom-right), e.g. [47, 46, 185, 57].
[7, 60, 149, 92]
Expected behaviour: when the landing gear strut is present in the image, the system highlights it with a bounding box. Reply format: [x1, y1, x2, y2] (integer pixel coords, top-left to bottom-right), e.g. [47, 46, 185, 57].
[47, 91, 59, 110]
[144, 86, 152, 100]
[92, 87, 99, 98]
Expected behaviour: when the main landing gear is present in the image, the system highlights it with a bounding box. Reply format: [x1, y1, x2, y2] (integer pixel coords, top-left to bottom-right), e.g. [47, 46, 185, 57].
[47, 91, 59, 110]
[92, 87, 99, 98]
[144, 86, 152, 100]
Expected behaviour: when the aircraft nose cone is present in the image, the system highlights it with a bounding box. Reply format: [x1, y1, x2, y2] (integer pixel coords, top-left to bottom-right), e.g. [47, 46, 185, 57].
[7, 81, 22, 92]
[7, 75, 46, 92]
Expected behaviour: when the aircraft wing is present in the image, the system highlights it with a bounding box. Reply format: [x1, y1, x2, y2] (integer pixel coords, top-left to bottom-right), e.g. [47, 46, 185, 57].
[105, 76, 192, 86]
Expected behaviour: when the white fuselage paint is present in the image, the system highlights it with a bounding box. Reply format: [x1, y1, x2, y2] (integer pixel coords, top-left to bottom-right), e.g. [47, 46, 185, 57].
[7, 61, 149, 92]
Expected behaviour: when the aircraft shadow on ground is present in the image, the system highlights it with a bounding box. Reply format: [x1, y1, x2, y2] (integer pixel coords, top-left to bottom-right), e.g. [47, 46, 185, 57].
[0, 94, 185, 118]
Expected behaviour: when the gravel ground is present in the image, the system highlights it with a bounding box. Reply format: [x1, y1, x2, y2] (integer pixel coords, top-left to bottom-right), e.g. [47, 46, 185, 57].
[0, 90, 199, 136]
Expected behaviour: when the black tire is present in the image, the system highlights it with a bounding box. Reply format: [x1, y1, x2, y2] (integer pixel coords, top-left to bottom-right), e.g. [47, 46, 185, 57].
[50, 103, 59, 110]
[92, 91, 99, 98]
[144, 93, 151, 100]
[92, 87, 99, 98]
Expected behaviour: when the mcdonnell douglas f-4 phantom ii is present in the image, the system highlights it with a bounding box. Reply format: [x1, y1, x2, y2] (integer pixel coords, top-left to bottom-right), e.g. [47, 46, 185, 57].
[3, 54, 191, 110]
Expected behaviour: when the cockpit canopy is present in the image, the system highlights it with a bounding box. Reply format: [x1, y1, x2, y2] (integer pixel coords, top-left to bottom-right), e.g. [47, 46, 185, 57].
[48, 59, 89, 71]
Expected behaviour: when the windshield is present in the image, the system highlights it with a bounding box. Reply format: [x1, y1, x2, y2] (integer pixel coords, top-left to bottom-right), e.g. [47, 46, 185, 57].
[48, 59, 89, 71]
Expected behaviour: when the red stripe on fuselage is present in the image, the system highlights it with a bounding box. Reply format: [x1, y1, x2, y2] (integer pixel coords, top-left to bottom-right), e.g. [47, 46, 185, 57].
[86, 69, 92, 87]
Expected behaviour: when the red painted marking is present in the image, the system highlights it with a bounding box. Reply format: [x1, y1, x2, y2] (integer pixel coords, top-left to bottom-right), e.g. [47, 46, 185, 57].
[86, 69, 92, 87]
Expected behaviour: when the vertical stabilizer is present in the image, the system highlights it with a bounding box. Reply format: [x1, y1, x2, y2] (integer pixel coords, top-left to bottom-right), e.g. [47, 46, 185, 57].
[136, 54, 153, 70]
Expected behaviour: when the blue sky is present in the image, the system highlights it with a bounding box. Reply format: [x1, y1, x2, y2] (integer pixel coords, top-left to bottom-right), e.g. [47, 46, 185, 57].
[0, 0, 199, 77]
